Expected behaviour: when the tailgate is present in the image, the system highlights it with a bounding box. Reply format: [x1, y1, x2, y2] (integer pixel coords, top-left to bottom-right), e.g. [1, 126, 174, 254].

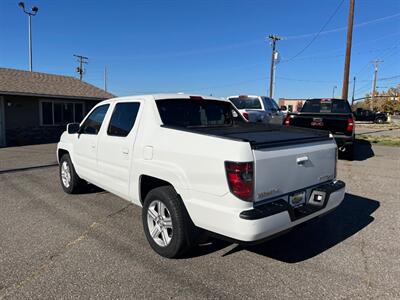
[291, 113, 350, 134]
[253, 141, 336, 203]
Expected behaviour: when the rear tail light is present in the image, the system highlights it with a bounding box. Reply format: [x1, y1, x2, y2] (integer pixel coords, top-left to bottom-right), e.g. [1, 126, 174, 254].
[346, 117, 354, 132]
[225, 161, 254, 201]
[284, 115, 291, 126]
[242, 112, 249, 120]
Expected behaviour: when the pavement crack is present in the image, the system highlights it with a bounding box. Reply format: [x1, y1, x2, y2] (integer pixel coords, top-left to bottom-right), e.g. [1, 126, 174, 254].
[0, 203, 132, 299]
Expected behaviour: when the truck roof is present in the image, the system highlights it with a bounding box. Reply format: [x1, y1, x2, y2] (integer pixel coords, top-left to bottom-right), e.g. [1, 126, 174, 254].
[100, 93, 229, 104]
[228, 95, 265, 99]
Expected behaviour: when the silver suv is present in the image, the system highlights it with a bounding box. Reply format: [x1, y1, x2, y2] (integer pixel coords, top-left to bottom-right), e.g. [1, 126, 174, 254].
[228, 95, 284, 125]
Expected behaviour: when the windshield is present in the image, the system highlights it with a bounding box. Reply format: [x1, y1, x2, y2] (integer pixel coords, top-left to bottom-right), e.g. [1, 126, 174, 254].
[301, 99, 351, 113]
[229, 97, 262, 109]
[156, 99, 241, 128]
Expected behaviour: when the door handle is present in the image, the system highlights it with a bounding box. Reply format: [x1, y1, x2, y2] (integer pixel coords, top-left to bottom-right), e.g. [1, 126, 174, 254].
[91, 144, 96, 149]
[122, 148, 129, 154]
[296, 156, 309, 165]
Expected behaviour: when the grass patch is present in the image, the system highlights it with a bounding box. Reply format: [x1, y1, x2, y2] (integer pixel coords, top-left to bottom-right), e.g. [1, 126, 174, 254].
[356, 123, 400, 130]
[357, 135, 400, 147]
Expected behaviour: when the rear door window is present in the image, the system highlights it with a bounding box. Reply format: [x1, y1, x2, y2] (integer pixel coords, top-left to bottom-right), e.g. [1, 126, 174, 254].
[108, 102, 140, 137]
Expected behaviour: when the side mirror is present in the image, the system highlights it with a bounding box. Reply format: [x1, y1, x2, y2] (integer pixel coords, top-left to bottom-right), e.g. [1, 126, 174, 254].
[67, 123, 80, 134]
[280, 105, 287, 111]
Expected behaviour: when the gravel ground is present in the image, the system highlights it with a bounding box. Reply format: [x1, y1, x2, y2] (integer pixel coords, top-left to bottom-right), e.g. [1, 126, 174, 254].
[0, 143, 399, 299]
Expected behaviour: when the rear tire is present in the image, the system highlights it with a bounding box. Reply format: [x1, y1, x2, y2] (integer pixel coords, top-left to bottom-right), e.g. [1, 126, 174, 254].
[142, 186, 196, 258]
[59, 154, 84, 194]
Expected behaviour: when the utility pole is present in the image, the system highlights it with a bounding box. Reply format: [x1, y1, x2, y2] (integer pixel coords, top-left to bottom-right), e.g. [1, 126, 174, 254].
[268, 35, 281, 98]
[332, 85, 337, 98]
[18, 2, 39, 72]
[104, 66, 108, 92]
[351, 76, 356, 106]
[73, 54, 88, 80]
[371, 59, 383, 109]
[341, 0, 355, 100]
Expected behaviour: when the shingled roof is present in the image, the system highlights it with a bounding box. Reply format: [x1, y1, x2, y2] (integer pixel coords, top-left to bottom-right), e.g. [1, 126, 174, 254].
[0, 68, 114, 100]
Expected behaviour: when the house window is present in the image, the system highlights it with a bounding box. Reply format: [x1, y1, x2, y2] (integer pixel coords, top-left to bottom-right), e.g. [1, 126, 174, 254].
[40, 101, 84, 126]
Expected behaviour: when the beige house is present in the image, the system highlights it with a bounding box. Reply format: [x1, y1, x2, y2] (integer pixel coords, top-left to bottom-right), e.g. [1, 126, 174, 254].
[278, 98, 307, 113]
[0, 68, 114, 147]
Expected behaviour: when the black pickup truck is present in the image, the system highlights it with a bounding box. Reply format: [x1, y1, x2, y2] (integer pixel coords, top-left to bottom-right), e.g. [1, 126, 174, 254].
[353, 108, 387, 123]
[284, 98, 355, 159]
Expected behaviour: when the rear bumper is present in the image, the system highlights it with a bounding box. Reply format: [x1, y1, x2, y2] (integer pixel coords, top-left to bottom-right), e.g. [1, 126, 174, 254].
[185, 180, 346, 243]
[235, 180, 346, 242]
[239, 180, 345, 221]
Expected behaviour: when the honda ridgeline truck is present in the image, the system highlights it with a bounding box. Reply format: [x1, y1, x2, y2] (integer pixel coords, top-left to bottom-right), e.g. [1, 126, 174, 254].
[57, 94, 345, 258]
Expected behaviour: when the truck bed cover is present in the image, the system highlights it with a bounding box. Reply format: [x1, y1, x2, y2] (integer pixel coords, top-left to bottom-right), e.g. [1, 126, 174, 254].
[162, 123, 331, 149]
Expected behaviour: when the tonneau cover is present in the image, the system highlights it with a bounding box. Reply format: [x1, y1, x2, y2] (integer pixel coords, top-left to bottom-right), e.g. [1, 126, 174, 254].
[177, 124, 331, 149]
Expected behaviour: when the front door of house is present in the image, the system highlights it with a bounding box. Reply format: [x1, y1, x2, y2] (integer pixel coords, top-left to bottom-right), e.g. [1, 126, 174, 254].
[0, 96, 5, 147]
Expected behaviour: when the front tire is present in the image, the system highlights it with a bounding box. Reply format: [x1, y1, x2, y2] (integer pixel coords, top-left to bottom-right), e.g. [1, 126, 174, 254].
[142, 186, 196, 258]
[59, 154, 84, 194]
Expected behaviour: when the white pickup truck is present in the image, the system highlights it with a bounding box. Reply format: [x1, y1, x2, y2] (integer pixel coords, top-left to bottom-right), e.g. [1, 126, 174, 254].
[57, 94, 345, 258]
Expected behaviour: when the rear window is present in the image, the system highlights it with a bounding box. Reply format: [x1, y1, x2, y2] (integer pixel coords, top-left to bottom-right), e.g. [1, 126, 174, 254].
[301, 99, 351, 113]
[156, 99, 240, 128]
[230, 97, 262, 109]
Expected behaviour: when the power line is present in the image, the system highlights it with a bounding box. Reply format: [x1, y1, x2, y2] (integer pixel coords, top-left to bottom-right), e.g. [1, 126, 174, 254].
[353, 40, 400, 79]
[282, 0, 346, 62]
[283, 12, 400, 40]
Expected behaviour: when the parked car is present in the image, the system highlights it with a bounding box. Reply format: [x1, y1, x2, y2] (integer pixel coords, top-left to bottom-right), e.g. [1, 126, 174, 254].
[228, 95, 284, 125]
[57, 94, 345, 258]
[284, 98, 355, 159]
[353, 108, 387, 123]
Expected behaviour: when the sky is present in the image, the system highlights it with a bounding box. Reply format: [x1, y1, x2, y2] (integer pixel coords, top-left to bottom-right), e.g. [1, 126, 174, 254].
[1, 0, 399, 100]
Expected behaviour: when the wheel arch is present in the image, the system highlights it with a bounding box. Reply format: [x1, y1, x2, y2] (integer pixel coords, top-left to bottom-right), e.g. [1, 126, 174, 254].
[139, 175, 177, 205]
[58, 148, 69, 163]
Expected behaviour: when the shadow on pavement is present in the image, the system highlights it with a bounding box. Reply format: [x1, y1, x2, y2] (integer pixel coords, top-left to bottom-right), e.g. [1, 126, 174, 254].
[80, 183, 106, 194]
[0, 163, 58, 174]
[339, 139, 375, 161]
[353, 139, 375, 161]
[191, 193, 379, 262]
[236, 193, 379, 262]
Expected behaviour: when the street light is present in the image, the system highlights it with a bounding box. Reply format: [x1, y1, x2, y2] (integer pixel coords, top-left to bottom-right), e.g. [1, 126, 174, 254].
[18, 2, 39, 72]
[332, 85, 337, 99]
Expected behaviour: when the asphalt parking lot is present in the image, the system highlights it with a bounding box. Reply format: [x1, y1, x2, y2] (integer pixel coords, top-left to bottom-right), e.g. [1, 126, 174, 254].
[0, 142, 399, 299]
